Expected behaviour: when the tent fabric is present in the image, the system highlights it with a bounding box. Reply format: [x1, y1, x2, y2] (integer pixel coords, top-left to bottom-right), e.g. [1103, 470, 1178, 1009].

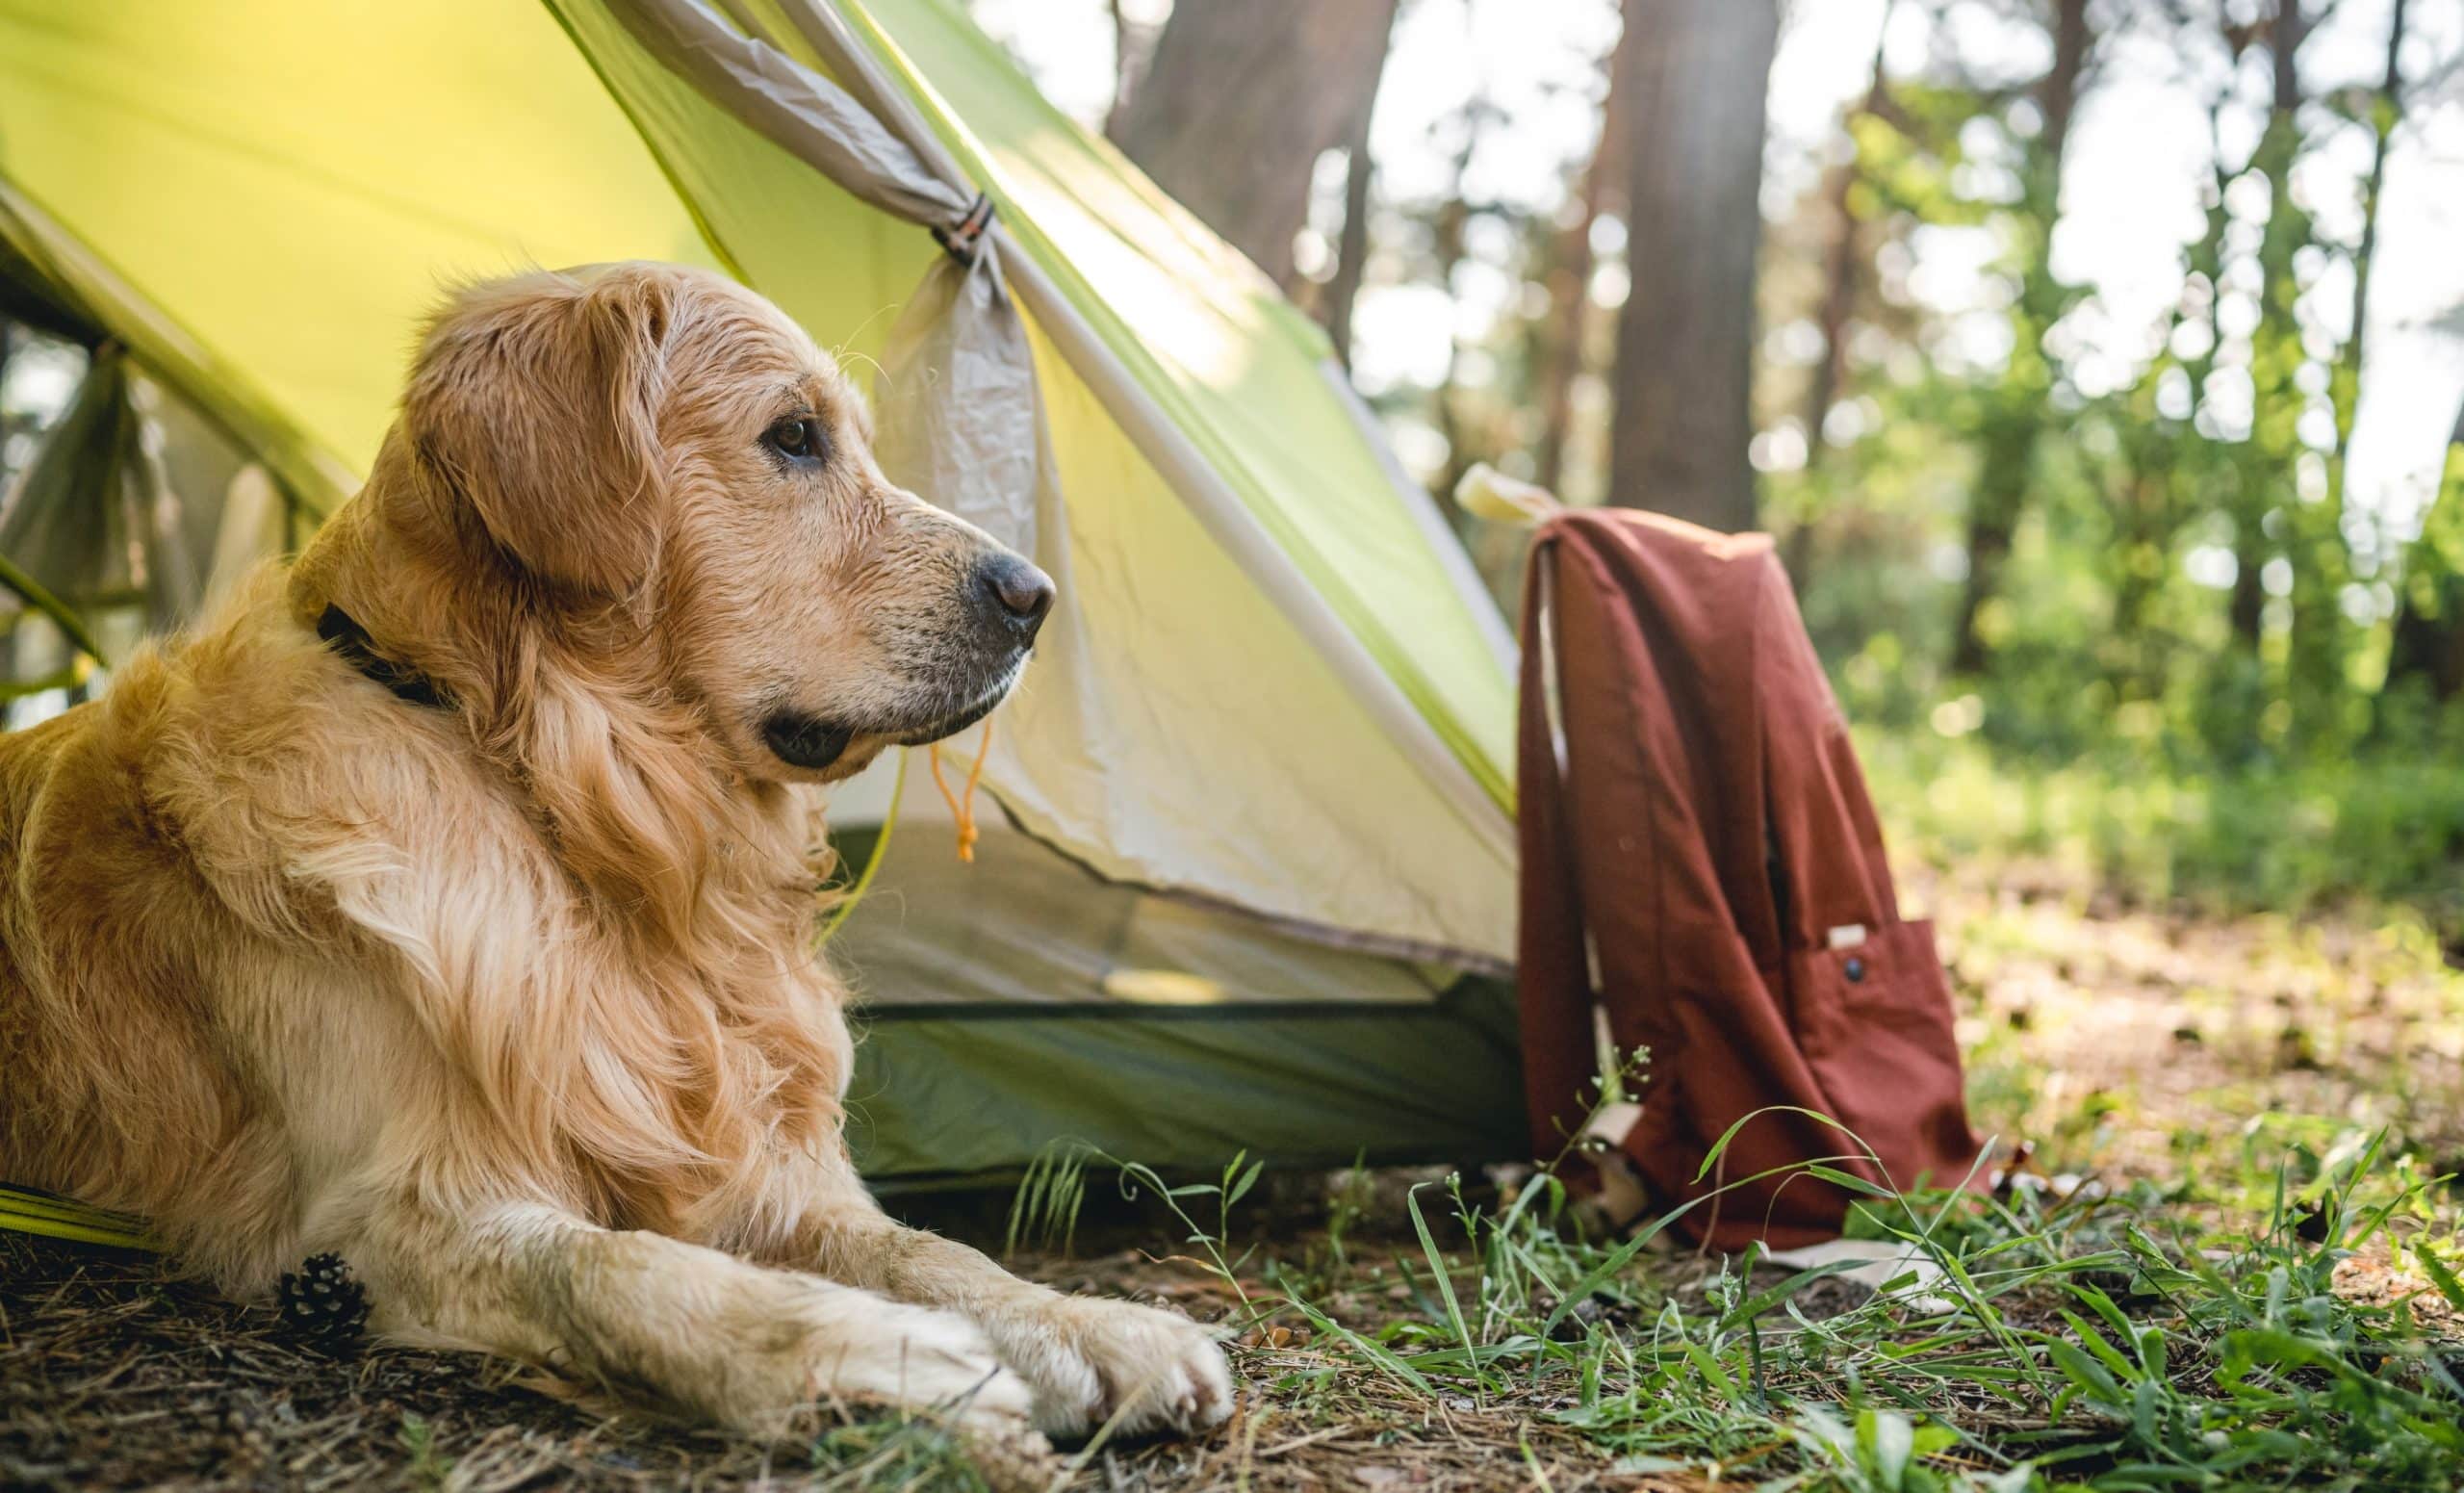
[830, 787, 1525, 1176]
[0, 183, 357, 521]
[851, 982, 1525, 1181]
[0, 4, 721, 475]
[0, 0, 1531, 1174]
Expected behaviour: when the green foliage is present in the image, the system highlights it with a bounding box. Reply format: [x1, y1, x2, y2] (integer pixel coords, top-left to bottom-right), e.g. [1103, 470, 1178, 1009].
[1005, 1135, 1091, 1259]
[1861, 726, 2464, 931]
[1732, 8, 2464, 798]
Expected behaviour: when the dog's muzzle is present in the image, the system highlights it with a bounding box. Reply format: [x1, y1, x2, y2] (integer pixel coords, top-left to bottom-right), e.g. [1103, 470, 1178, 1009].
[758, 553, 1053, 773]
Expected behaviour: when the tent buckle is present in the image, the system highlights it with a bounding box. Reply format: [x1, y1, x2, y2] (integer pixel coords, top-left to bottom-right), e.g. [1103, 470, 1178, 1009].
[932, 193, 996, 267]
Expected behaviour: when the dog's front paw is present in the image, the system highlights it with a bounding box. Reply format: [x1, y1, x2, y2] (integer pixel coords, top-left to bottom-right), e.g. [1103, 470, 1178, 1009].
[795, 1297, 1041, 1438]
[991, 1297, 1233, 1441]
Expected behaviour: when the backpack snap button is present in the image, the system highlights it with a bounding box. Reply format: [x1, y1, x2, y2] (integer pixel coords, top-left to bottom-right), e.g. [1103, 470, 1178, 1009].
[1843, 956, 1867, 984]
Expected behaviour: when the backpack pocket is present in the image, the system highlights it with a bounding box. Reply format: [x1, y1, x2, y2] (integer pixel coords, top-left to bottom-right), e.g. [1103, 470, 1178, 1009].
[1789, 919, 1983, 1197]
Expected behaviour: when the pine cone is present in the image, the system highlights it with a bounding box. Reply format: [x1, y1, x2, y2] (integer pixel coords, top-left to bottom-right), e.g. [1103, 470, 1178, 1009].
[276, 1251, 370, 1348]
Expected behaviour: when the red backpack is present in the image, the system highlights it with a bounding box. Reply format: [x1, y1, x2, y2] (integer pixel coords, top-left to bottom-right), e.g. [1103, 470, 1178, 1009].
[1517, 508, 1985, 1248]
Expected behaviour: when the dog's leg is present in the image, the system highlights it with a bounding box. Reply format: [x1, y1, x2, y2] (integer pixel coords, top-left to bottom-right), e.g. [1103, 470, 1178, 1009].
[353, 1200, 1039, 1436]
[789, 1189, 1232, 1441]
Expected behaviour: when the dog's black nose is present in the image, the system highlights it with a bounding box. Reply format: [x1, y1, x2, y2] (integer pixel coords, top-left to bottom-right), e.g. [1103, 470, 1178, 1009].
[977, 553, 1055, 640]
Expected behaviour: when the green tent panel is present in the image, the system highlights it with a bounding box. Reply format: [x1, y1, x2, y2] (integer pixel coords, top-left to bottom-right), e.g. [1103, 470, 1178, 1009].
[0, 0, 1527, 1179]
[851, 991, 1523, 1179]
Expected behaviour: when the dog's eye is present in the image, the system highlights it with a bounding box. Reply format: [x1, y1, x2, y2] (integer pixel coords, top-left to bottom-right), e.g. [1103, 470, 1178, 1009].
[764, 416, 826, 466]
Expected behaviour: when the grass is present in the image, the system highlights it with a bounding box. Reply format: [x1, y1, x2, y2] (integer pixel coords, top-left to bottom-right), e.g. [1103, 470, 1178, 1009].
[994, 1122, 2464, 1490]
[8, 744, 2464, 1489]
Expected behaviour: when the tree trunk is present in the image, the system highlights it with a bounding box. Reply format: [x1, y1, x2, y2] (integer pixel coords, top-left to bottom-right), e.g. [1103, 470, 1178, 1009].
[2110, 96, 2232, 699]
[1109, 0, 1399, 291]
[1429, 154, 1480, 510]
[1531, 26, 1630, 497]
[1605, 0, 1779, 531]
[1101, 0, 1152, 143]
[1947, 0, 2089, 675]
[1321, 5, 1402, 371]
[2296, 0, 2408, 735]
[2337, 0, 2405, 425]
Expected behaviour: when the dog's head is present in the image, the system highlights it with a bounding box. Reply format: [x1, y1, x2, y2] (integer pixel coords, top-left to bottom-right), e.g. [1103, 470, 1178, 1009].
[392, 262, 1050, 783]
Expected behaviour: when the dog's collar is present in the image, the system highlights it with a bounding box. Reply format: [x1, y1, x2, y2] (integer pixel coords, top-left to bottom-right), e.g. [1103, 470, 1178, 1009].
[316, 605, 449, 710]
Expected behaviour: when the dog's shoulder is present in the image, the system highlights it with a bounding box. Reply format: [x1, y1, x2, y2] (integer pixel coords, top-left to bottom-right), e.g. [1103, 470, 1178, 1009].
[25, 571, 538, 940]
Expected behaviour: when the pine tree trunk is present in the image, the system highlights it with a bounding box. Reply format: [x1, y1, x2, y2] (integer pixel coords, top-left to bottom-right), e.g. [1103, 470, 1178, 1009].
[1109, 0, 1399, 291]
[1605, 0, 1779, 531]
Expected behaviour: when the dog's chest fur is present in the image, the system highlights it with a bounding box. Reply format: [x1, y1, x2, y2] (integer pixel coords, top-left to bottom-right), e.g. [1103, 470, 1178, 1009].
[0, 577, 857, 1288]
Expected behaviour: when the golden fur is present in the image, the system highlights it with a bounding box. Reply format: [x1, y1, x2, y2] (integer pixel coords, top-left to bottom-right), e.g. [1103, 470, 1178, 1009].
[0, 263, 1228, 1439]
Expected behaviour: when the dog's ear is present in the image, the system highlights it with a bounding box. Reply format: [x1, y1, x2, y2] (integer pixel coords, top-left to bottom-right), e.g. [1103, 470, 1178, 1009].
[402, 267, 675, 598]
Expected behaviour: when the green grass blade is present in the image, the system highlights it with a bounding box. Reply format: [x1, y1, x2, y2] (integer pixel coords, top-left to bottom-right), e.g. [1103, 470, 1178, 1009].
[1406, 1182, 1480, 1379]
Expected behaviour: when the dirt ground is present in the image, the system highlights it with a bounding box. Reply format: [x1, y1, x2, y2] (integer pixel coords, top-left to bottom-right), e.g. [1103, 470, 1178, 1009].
[1905, 860, 2464, 1181]
[5, 869, 2459, 1491]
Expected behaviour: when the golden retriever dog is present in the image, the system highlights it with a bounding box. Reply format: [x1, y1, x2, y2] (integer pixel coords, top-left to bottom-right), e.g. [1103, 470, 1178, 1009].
[0, 263, 1230, 1441]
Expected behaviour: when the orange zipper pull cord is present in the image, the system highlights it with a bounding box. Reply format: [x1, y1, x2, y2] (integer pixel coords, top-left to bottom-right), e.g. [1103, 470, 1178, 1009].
[928, 713, 993, 862]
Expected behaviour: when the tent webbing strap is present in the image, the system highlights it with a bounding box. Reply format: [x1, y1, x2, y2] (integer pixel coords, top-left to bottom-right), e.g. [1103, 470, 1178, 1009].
[931, 192, 995, 266]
